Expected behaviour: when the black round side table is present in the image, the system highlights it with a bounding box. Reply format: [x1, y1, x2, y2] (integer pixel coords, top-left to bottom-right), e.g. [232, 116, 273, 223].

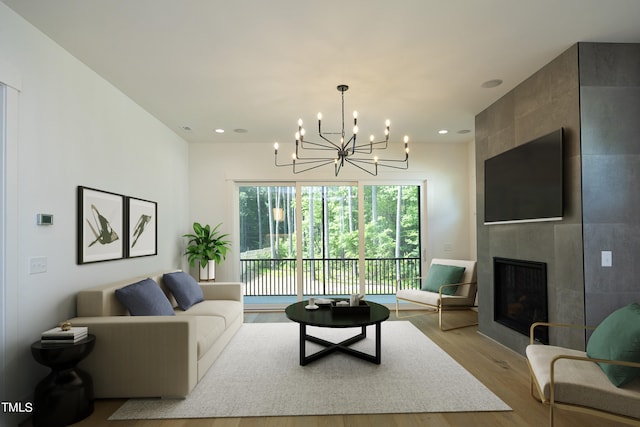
[30, 334, 95, 427]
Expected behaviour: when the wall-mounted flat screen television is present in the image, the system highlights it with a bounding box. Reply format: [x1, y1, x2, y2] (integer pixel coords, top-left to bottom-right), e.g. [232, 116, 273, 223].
[484, 128, 563, 225]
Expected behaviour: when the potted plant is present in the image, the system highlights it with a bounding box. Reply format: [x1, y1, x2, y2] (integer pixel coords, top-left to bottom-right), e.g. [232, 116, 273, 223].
[184, 222, 231, 281]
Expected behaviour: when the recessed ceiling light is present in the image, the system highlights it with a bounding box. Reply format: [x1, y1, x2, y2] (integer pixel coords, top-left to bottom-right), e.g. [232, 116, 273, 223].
[214, 129, 225, 133]
[438, 129, 449, 135]
[481, 79, 503, 88]
[179, 126, 192, 132]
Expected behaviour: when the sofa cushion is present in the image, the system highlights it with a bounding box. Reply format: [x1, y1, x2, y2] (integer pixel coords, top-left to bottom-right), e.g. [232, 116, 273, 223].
[115, 278, 175, 316]
[421, 264, 465, 295]
[586, 303, 640, 387]
[163, 271, 204, 310]
[175, 300, 242, 327]
[194, 316, 226, 359]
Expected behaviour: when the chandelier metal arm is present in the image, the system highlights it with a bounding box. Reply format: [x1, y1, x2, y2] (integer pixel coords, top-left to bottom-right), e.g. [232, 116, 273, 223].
[350, 157, 410, 167]
[346, 156, 409, 173]
[319, 134, 343, 150]
[350, 139, 390, 154]
[298, 139, 341, 151]
[340, 158, 377, 176]
[275, 156, 337, 174]
[293, 159, 337, 174]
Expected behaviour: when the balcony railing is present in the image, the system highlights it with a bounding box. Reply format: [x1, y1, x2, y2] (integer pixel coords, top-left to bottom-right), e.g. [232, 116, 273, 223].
[241, 257, 421, 296]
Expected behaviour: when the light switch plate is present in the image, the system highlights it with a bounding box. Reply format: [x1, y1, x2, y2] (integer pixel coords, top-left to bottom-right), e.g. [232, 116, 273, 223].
[601, 251, 612, 267]
[29, 256, 47, 274]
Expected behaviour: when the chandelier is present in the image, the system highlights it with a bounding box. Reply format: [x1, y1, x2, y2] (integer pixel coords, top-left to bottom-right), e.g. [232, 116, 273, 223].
[274, 84, 409, 176]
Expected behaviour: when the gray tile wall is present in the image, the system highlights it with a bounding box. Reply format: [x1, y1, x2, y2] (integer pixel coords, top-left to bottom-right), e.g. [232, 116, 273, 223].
[475, 44, 585, 354]
[476, 42, 640, 354]
[579, 43, 640, 329]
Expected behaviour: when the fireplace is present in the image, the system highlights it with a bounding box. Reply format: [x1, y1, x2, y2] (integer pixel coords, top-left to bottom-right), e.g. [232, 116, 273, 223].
[494, 257, 548, 343]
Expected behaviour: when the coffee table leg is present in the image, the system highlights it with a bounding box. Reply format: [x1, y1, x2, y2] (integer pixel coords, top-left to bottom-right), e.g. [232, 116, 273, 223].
[375, 321, 382, 364]
[298, 323, 383, 365]
[299, 323, 306, 365]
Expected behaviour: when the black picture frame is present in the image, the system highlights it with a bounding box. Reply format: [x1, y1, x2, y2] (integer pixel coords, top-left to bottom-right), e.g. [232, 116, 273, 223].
[77, 186, 125, 264]
[126, 196, 158, 258]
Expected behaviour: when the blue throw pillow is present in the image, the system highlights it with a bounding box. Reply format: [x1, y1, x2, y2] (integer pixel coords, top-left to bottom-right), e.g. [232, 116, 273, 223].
[421, 264, 466, 295]
[163, 271, 204, 311]
[115, 278, 175, 316]
[586, 303, 640, 387]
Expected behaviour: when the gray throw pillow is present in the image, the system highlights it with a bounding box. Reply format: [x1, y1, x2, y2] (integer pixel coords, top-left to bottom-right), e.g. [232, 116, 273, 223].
[115, 278, 175, 316]
[163, 271, 204, 311]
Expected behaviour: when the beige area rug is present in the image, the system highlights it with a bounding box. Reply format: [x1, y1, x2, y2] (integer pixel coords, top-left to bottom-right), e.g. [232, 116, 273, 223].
[109, 321, 510, 419]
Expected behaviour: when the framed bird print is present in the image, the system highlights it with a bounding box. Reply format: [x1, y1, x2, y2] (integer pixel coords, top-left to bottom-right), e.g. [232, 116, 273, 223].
[126, 196, 157, 258]
[77, 186, 125, 264]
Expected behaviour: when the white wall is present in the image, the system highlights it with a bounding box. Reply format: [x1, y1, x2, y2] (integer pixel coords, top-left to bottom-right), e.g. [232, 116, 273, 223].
[0, 3, 190, 413]
[188, 139, 476, 281]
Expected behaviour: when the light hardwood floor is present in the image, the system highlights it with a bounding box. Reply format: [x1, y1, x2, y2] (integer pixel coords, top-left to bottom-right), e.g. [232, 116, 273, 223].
[22, 310, 628, 427]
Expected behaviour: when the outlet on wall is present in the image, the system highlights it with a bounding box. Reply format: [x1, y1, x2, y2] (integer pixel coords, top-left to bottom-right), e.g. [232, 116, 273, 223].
[29, 256, 47, 274]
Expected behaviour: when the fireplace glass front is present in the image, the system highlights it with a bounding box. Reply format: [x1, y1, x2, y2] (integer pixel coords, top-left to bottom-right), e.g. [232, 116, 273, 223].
[493, 257, 548, 343]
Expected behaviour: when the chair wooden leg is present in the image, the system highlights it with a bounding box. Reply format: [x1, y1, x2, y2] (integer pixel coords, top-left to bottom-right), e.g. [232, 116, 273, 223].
[395, 298, 438, 319]
[396, 298, 478, 330]
[438, 307, 479, 331]
[530, 377, 537, 400]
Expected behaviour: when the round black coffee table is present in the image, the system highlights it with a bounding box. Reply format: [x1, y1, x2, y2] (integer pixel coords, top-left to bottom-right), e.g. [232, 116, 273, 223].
[285, 300, 389, 365]
[30, 334, 95, 427]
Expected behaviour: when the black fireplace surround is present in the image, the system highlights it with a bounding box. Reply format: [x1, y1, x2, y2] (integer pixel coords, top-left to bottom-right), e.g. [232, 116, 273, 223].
[494, 257, 549, 343]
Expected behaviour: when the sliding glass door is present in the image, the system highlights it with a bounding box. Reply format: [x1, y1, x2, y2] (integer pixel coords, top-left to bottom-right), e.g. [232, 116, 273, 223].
[239, 183, 421, 301]
[363, 185, 421, 294]
[239, 185, 297, 296]
[301, 185, 359, 297]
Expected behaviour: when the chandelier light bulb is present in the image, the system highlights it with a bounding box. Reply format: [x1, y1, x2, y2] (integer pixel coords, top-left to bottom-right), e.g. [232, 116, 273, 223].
[298, 118, 303, 127]
[385, 119, 391, 127]
[353, 125, 359, 134]
[374, 156, 379, 163]
[300, 128, 306, 137]
[353, 111, 358, 119]
[317, 112, 322, 121]
[274, 142, 279, 151]
[292, 153, 297, 160]
[404, 135, 409, 143]
[370, 135, 375, 142]
[295, 131, 300, 141]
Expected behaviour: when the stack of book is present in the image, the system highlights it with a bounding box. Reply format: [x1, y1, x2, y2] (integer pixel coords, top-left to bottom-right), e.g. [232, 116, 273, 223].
[41, 326, 88, 344]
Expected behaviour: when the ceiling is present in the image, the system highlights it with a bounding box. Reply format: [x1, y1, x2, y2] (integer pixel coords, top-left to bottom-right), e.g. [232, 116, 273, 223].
[4, 0, 640, 146]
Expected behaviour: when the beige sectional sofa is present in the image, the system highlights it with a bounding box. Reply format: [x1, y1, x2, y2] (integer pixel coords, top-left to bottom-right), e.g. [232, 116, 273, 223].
[69, 271, 243, 398]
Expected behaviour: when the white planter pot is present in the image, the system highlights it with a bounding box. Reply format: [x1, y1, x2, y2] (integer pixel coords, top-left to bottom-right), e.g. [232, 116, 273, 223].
[199, 260, 216, 281]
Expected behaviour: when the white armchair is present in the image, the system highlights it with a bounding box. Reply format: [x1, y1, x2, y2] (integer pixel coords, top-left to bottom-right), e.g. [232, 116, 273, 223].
[395, 258, 477, 331]
[526, 315, 640, 426]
